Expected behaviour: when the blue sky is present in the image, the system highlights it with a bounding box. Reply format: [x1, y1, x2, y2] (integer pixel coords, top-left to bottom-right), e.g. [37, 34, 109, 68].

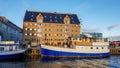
[0, 0, 120, 37]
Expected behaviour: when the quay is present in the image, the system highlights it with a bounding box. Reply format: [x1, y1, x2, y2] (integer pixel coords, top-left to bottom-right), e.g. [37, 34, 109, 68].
[25, 47, 120, 56]
[110, 48, 120, 55]
[26, 48, 40, 56]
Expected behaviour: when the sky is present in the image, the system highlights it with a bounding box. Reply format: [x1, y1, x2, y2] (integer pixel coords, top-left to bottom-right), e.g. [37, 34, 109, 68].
[0, 0, 120, 37]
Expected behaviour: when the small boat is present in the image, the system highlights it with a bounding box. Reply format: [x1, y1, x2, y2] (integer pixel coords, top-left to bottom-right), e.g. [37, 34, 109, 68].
[40, 35, 110, 58]
[0, 41, 27, 59]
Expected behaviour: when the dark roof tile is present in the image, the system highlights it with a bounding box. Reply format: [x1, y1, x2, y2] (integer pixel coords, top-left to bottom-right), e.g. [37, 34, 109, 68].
[24, 10, 80, 24]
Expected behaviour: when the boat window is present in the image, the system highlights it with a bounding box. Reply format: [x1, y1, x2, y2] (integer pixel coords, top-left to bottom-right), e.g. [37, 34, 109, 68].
[102, 47, 104, 49]
[9, 46, 13, 51]
[0, 47, 4, 52]
[96, 47, 98, 49]
[91, 47, 93, 49]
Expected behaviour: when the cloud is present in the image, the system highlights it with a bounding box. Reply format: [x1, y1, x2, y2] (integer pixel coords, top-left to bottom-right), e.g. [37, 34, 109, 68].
[82, 27, 101, 33]
[72, 2, 91, 13]
[107, 24, 120, 30]
[22, 1, 30, 8]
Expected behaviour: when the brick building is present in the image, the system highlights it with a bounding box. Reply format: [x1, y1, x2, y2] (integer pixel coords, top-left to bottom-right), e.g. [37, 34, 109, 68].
[23, 10, 81, 48]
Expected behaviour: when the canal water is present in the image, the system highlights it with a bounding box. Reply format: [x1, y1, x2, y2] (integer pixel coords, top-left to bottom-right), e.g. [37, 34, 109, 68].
[0, 56, 120, 68]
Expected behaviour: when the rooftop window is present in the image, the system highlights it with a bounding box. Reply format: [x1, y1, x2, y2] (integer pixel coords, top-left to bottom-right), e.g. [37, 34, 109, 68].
[44, 16, 47, 18]
[55, 20, 58, 22]
[50, 19, 52, 22]
[37, 18, 43, 23]
[55, 16, 57, 18]
[60, 17, 62, 19]
[31, 18, 33, 21]
[31, 15, 34, 17]
[50, 16, 52, 18]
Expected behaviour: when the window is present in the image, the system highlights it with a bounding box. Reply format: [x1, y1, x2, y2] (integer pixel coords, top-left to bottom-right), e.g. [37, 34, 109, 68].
[50, 19, 52, 22]
[60, 17, 62, 19]
[91, 47, 93, 49]
[45, 29, 47, 31]
[31, 15, 34, 17]
[29, 33, 32, 36]
[31, 18, 33, 21]
[49, 29, 51, 31]
[37, 19, 43, 23]
[102, 47, 104, 49]
[30, 23, 32, 25]
[66, 20, 69, 24]
[0, 47, 4, 52]
[38, 24, 42, 27]
[55, 20, 58, 22]
[50, 16, 52, 18]
[71, 17, 73, 19]
[49, 34, 51, 36]
[34, 28, 36, 31]
[55, 16, 57, 18]
[60, 29, 62, 31]
[30, 28, 32, 31]
[44, 16, 47, 18]
[55, 34, 56, 36]
[34, 24, 37, 26]
[34, 34, 36, 36]
[25, 28, 27, 30]
[65, 25, 68, 28]
[25, 23, 28, 25]
[96, 47, 98, 49]
[57, 29, 59, 31]
[25, 33, 27, 36]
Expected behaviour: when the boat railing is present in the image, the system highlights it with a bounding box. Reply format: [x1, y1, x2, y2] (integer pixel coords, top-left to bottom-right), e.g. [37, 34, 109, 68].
[89, 38, 108, 42]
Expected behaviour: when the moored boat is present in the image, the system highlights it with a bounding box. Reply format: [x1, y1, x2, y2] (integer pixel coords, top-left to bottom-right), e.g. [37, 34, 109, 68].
[40, 35, 110, 58]
[0, 41, 27, 59]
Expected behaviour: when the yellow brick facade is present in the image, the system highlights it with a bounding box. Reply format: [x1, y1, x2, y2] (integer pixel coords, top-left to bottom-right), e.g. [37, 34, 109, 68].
[23, 11, 81, 47]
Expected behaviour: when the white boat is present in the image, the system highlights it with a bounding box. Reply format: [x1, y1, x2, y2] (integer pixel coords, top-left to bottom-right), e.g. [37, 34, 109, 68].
[0, 41, 27, 59]
[40, 35, 110, 58]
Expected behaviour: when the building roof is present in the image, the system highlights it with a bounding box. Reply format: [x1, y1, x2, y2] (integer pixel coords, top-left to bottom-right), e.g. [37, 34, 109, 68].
[0, 16, 22, 32]
[24, 10, 80, 24]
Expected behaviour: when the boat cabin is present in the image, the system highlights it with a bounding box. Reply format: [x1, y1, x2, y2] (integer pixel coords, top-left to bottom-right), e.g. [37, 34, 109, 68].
[0, 41, 19, 52]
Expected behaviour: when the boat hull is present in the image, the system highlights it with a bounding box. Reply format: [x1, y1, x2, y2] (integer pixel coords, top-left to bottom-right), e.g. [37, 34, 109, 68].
[0, 49, 26, 59]
[40, 45, 110, 58]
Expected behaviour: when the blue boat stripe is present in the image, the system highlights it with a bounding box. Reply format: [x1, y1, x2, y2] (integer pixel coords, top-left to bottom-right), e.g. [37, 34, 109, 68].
[41, 48, 109, 57]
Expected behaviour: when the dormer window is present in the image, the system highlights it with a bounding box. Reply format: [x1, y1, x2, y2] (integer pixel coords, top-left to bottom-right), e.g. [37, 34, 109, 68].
[36, 14, 43, 23]
[66, 20, 69, 24]
[31, 18, 33, 21]
[44, 16, 47, 18]
[55, 16, 57, 18]
[31, 15, 34, 17]
[55, 20, 58, 22]
[64, 15, 70, 24]
[50, 19, 52, 22]
[60, 17, 62, 19]
[37, 18, 43, 23]
[50, 16, 52, 18]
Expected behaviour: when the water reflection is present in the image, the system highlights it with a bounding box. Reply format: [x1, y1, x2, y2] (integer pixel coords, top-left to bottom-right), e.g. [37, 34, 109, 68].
[0, 56, 120, 68]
